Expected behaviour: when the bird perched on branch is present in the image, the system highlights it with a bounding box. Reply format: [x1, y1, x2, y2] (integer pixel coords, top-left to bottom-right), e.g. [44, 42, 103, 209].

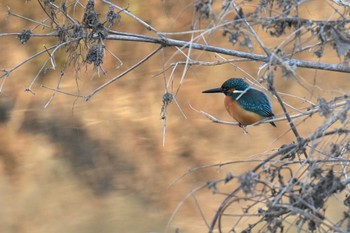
[333, 0, 350, 6]
[202, 78, 276, 127]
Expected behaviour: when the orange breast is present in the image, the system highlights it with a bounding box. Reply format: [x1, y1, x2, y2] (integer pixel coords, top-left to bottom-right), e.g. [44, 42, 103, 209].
[224, 96, 265, 125]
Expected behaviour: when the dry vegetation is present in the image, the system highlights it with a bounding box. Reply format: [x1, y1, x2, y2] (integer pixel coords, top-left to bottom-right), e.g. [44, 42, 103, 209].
[0, 0, 349, 232]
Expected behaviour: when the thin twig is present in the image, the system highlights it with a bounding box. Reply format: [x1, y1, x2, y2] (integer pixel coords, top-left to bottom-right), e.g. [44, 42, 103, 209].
[165, 183, 209, 233]
[43, 70, 64, 108]
[101, 0, 160, 34]
[192, 99, 348, 129]
[268, 73, 309, 158]
[189, 103, 239, 126]
[209, 126, 349, 232]
[170, 58, 251, 66]
[7, 6, 50, 28]
[231, 1, 271, 56]
[26, 41, 73, 92]
[85, 45, 163, 101]
[41, 84, 85, 98]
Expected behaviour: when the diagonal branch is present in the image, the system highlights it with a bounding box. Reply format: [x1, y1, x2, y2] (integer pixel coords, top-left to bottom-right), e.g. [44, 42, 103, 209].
[85, 45, 163, 101]
[105, 34, 350, 73]
[230, 1, 271, 56]
[101, 0, 160, 34]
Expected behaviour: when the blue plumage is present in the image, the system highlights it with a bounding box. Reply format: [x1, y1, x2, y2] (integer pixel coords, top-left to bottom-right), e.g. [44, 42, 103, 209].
[202, 78, 276, 127]
[228, 88, 274, 117]
[222, 78, 250, 90]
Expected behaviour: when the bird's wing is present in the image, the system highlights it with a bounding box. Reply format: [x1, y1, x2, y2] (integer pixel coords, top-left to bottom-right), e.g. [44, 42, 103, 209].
[235, 88, 274, 117]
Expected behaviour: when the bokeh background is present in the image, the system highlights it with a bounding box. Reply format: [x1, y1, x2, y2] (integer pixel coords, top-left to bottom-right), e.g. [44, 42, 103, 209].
[0, 0, 349, 232]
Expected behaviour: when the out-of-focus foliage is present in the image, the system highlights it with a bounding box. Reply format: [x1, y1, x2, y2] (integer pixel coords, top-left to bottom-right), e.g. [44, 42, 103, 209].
[0, 0, 349, 232]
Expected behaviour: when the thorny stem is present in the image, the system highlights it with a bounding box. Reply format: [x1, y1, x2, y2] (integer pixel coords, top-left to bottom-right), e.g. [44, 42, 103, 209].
[208, 142, 297, 232]
[209, 126, 348, 233]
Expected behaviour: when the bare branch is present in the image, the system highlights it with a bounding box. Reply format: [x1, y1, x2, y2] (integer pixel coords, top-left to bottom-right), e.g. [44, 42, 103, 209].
[85, 45, 163, 101]
[105, 34, 350, 73]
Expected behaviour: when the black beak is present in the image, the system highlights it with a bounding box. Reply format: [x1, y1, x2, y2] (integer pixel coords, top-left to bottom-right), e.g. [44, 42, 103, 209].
[202, 87, 223, 93]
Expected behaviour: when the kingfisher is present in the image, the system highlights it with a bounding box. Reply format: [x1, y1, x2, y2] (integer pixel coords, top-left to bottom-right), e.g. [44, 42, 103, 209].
[202, 78, 276, 127]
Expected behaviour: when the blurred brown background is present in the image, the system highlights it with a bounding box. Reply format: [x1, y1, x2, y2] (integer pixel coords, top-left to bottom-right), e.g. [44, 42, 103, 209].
[0, 0, 349, 232]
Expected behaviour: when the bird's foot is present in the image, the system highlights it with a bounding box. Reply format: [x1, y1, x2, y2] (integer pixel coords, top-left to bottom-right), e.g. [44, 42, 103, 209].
[238, 123, 248, 134]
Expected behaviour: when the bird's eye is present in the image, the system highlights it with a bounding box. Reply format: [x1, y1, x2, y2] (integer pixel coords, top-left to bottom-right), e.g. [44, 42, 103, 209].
[224, 88, 234, 93]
